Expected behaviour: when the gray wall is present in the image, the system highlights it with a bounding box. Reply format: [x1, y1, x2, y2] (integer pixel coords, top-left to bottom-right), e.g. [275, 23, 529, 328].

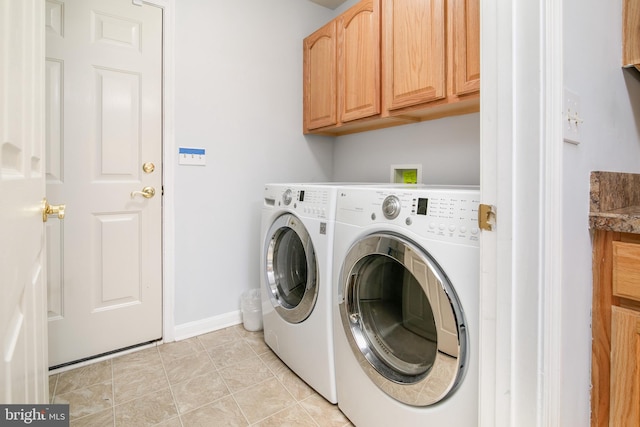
[332, 114, 479, 185]
[174, 0, 335, 325]
[562, 0, 640, 424]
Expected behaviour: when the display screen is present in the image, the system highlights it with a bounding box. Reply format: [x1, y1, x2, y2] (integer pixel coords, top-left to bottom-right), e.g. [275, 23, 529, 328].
[417, 198, 428, 215]
[299, 190, 305, 202]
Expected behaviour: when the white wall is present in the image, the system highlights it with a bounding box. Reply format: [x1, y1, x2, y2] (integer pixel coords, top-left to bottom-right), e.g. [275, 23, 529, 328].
[332, 113, 480, 184]
[173, 0, 336, 326]
[562, 0, 640, 424]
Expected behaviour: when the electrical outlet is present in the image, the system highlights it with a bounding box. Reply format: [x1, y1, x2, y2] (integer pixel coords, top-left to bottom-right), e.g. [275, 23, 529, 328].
[563, 89, 583, 145]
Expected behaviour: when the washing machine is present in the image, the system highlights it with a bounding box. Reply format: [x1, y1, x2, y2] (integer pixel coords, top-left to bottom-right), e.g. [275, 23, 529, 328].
[260, 183, 339, 403]
[332, 185, 480, 426]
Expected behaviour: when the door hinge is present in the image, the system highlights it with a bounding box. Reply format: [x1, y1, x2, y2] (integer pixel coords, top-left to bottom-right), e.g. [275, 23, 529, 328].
[132, 0, 143, 6]
[478, 204, 496, 231]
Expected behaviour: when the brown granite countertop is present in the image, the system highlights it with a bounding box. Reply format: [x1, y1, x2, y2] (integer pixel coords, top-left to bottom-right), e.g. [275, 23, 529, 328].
[589, 171, 640, 233]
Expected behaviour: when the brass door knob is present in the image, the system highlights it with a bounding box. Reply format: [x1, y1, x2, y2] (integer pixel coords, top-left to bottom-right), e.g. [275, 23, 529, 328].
[42, 198, 66, 222]
[142, 162, 155, 174]
[130, 186, 156, 199]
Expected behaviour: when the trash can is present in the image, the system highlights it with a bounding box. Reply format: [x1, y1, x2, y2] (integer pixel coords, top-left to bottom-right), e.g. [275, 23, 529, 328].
[241, 289, 263, 332]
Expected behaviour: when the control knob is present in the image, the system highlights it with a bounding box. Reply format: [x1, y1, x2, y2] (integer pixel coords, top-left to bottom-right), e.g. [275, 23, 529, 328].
[382, 195, 401, 219]
[282, 189, 293, 206]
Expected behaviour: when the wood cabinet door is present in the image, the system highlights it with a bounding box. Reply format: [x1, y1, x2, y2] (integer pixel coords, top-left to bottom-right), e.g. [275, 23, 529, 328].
[337, 0, 381, 123]
[450, 0, 480, 96]
[303, 20, 337, 131]
[383, 0, 446, 111]
[610, 306, 640, 426]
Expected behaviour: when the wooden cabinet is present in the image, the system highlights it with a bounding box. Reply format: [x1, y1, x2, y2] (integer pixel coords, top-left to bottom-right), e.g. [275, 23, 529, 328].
[303, 0, 480, 136]
[592, 232, 640, 426]
[383, 0, 446, 111]
[623, 0, 640, 71]
[338, 0, 381, 122]
[450, 0, 480, 96]
[383, 0, 479, 121]
[303, 0, 380, 133]
[303, 20, 337, 131]
[610, 306, 640, 426]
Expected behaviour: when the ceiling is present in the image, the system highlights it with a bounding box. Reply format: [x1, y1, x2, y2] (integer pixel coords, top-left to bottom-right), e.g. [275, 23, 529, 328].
[307, 0, 347, 9]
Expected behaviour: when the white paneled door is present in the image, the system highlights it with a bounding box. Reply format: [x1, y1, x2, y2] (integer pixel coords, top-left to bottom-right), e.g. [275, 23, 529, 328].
[0, 0, 49, 403]
[46, 0, 163, 367]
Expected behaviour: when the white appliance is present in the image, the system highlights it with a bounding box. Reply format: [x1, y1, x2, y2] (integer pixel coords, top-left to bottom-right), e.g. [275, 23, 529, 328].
[332, 185, 480, 426]
[260, 183, 339, 403]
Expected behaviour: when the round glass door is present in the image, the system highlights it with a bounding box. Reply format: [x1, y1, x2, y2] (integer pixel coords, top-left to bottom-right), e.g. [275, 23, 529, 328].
[265, 214, 318, 323]
[339, 233, 467, 406]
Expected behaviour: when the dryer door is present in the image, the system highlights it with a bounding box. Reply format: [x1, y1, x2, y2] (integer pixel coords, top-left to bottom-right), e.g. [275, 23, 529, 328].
[339, 233, 467, 406]
[264, 213, 318, 323]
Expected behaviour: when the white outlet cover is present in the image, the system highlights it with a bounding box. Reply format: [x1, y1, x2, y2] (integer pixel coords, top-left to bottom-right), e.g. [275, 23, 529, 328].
[563, 88, 582, 145]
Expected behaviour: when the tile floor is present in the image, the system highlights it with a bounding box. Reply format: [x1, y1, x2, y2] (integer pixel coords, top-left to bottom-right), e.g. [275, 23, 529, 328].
[48, 324, 352, 427]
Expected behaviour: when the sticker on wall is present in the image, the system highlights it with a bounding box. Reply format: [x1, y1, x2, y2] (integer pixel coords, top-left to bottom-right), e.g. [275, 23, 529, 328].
[179, 147, 206, 166]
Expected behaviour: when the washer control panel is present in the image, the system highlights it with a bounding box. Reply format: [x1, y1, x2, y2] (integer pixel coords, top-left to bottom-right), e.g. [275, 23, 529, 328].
[337, 186, 481, 245]
[264, 184, 337, 220]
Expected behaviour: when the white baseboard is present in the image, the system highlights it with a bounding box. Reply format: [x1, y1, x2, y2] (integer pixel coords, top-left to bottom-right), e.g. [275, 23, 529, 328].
[172, 310, 242, 341]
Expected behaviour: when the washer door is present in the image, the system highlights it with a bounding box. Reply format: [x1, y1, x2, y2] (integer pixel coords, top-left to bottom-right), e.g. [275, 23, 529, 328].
[339, 233, 467, 406]
[264, 213, 318, 323]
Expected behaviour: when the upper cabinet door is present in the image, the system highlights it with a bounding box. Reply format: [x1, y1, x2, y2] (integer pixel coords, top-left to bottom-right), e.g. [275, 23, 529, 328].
[383, 0, 446, 111]
[450, 0, 480, 96]
[338, 0, 381, 123]
[623, 0, 640, 71]
[304, 20, 337, 131]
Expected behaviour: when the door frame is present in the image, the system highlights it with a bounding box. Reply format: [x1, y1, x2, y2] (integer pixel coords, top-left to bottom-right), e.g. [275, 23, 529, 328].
[142, 0, 176, 343]
[479, 0, 564, 426]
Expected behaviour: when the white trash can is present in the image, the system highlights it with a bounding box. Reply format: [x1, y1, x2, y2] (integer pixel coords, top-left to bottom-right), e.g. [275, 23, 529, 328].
[241, 289, 263, 332]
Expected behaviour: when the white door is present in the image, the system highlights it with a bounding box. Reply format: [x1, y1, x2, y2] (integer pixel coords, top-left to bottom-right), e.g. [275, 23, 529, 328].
[0, 0, 49, 403]
[45, 0, 163, 367]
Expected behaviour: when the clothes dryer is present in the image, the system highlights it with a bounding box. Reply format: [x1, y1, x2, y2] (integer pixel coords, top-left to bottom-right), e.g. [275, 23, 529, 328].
[260, 183, 339, 403]
[332, 185, 480, 426]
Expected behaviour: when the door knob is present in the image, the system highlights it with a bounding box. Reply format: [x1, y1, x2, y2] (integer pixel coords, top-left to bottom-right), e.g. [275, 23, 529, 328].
[142, 162, 155, 174]
[42, 198, 66, 222]
[130, 186, 156, 199]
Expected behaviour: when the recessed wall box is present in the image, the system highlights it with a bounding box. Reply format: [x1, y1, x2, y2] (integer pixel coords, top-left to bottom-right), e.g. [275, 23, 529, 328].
[390, 164, 422, 184]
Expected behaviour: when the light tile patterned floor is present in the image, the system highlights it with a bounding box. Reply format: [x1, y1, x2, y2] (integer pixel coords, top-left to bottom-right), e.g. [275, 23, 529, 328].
[48, 324, 352, 427]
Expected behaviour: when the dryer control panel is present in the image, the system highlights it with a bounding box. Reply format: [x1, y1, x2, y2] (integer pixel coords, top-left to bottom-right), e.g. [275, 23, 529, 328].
[263, 184, 338, 221]
[336, 186, 481, 245]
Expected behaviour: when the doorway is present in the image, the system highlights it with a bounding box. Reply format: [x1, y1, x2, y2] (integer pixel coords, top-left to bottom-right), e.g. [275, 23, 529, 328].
[45, 0, 164, 368]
